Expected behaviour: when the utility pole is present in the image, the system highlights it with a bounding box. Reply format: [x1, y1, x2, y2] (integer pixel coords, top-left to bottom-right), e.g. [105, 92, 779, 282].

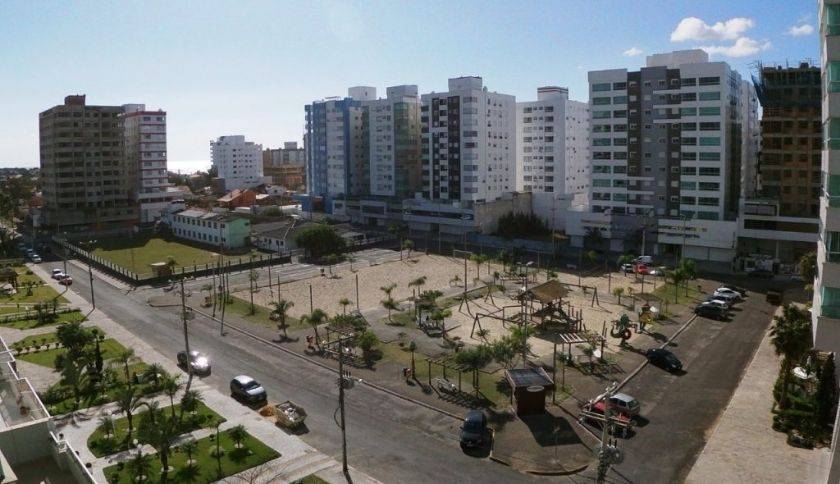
[338, 342, 348, 473]
[597, 381, 620, 483]
[181, 277, 194, 391]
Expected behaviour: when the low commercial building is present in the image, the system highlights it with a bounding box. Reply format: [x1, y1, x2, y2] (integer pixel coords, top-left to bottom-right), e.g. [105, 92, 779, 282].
[162, 209, 250, 249]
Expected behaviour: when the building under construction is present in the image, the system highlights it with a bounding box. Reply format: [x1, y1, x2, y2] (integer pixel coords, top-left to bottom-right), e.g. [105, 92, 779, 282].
[737, 61, 821, 266]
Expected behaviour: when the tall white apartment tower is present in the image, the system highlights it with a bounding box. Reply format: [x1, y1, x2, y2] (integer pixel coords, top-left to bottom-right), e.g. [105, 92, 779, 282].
[122, 104, 177, 223]
[569, 50, 752, 262]
[211, 135, 265, 191]
[368, 85, 422, 198]
[420, 77, 516, 203]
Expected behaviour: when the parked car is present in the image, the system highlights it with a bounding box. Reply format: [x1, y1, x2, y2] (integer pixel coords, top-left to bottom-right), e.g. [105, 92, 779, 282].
[710, 291, 738, 305]
[703, 297, 732, 310]
[646, 348, 683, 372]
[52, 269, 65, 280]
[459, 409, 488, 449]
[620, 263, 635, 273]
[635, 256, 653, 265]
[177, 350, 211, 375]
[230, 375, 267, 404]
[695, 303, 728, 320]
[634, 263, 651, 275]
[748, 269, 774, 279]
[58, 276, 73, 286]
[30, 254, 41, 263]
[609, 393, 641, 417]
[582, 399, 634, 424]
[713, 288, 742, 300]
[718, 284, 747, 297]
[766, 289, 783, 305]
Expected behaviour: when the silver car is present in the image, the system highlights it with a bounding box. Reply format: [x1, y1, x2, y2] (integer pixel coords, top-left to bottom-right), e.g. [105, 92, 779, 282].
[609, 393, 641, 417]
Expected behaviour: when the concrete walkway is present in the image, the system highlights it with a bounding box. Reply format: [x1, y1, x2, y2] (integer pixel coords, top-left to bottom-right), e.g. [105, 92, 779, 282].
[25, 262, 382, 484]
[686, 306, 821, 484]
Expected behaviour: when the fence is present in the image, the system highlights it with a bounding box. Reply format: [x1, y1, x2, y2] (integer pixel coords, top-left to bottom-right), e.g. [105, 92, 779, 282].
[55, 237, 295, 286]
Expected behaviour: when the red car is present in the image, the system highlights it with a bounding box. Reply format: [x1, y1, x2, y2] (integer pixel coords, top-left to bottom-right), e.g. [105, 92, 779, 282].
[634, 263, 650, 275]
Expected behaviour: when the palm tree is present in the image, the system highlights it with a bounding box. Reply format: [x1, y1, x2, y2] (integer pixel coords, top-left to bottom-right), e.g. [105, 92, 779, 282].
[339, 297, 352, 316]
[381, 298, 399, 323]
[228, 424, 248, 449]
[162, 375, 183, 420]
[60, 359, 88, 409]
[127, 451, 153, 484]
[248, 268, 259, 315]
[98, 414, 116, 440]
[612, 287, 625, 305]
[408, 340, 417, 375]
[402, 239, 415, 259]
[408, 276, 427, 318]
[323, 254, 338, 276]
[270, 299, 294, 341]
[180, 438, 199, 468]
[678, 258, 697, 295]
[308, 308, 328, 350]
[114, 348, 136, 385]
[137, 403, 177, 483]
[115, 388, 143, 442]
[770, 304, 812, 409]
[146, 362, 166, 388]
[666, 268, 686, 304]
[179, 389, 204, 421]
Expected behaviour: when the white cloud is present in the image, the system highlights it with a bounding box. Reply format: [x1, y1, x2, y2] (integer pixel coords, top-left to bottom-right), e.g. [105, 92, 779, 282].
[786, 24, 815, 37]
[699, 37, 772, 58]
[671, 16, 754, 42]
[623, 47, 643, 57]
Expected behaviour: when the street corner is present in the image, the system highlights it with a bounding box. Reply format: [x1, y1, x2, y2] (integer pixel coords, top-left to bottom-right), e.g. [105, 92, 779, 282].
[488, 406, 595, 475]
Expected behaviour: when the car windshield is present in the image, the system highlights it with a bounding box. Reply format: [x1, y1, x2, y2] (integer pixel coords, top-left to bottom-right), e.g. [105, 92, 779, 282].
[464, 418, 483, 432]
[243, 380, 260, 389]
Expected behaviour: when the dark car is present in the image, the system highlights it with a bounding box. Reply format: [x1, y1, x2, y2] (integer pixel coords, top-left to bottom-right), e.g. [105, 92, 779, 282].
[694, 303, 727, 321]
[230, 375, 267, 404]
[646, 348, 683, 372]
[459, 409, 488, 449]
[177, 350, 211, 375]
[766, 289, 783, 305]
[748, 269, 774, 279]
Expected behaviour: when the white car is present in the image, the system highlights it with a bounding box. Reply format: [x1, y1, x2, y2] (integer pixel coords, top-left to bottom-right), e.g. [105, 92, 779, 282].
[30, 254, 42, 264]
[51, 269, 65, 280]
[702, 299, 731, 311]
[713, 288, 742, 301]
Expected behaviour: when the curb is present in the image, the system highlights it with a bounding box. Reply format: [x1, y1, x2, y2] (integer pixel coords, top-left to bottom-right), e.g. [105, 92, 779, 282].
[189, 306, 464, 422]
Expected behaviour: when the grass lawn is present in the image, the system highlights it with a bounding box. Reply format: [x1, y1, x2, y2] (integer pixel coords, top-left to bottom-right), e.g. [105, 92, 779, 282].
[0, 284, 67, 306]
[223, 296, 306, 331]
[91, 237, 236, 275]
[2, 309, 86, 330]
[88, 402, 226, 457]
[299, 475, 330, 484]
[377, 342, 508, 407]
[103, 431, 279, 484]
[652, 281, 705, 306]
[18, 337, 126, 367]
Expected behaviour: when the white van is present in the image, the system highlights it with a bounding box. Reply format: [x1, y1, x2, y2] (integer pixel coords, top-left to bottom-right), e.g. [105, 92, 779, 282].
[635, 256, 653, 265]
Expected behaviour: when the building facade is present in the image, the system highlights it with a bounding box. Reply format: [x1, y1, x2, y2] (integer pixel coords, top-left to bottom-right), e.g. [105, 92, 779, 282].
[568, 50, 753, 263]
[368, 85, 422, 198]
[162, 209, 250, 249]
[737, 64, 821, 267]
[39, 95, 138, 228]
[211, 135, 265, 192]
[122, 104, 180, 223]
[263, 142, 306, 191]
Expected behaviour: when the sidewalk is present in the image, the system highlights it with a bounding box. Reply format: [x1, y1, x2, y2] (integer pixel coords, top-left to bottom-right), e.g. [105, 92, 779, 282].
[686, 306, 821, 484]
[25, 262, 382, 484]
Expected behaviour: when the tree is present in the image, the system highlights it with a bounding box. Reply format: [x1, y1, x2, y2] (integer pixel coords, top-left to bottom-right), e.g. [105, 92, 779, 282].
[162, 375, 183, 420]
[583, 228, 605, 250]
[322, 254, 339, 276]
[583, 250, 598, 268]
[270, 299, 294, 341]
[613, 287, 625, 305]
[381, 298, 399, 322]
[115, 388, 143, 442]
[179, 389, 204, 421]
[666, 268, 687, 303]
[56, 321, 93, 363]
[470, 254, 488, 279]
[180, 439, 199, 468]
[770, 304, 813, 409]
[816, 354, 838, 428]
[509, 324, 533, 363]
[228, 424, 248, 449]
[294, 224, 346, 259]
[490, 337, 518, 369]
[248, 267, 259, 315]
[126, 451, 153, 484]
[408, 276, 427, 317]
[408, 340, 417, 375]
[60, 358, 88, 409]
[114, 348, 137, 385]
[137, 404, 178, 483]
[800, 251, 817, 282]
[678, 258, 697, 296]
[497, 249, 512, 273]
[454, 345, 494, 394]
[402, 239, 415, 259]
[338, 297, 352, 316]
[307, 308, 328, 350]
[356, 330, 379, 359]
[430, 308, 452, 334]
[98, 415, 116, 439]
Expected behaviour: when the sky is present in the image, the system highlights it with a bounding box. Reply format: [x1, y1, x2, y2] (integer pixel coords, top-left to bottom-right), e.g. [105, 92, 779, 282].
[0, 0, 819, 171]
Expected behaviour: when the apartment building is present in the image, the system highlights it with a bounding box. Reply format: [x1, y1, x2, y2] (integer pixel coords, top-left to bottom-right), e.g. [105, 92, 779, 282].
[122, 104, 180, 223]
[368, 85, 422, 199]
[304, 89, 371, 213]
[518, 86, 589, 231]
[567, 50, 754, 263]
[738, 63, 821, 267]
[211, 135, 265, 192]
[814, 4, 840, 482]
[39, 95, 138, 228]
[263, 142, 306, 191]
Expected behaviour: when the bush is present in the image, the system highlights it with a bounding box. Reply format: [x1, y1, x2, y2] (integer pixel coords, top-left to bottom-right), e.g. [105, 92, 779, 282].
[495, 212, 549, 239]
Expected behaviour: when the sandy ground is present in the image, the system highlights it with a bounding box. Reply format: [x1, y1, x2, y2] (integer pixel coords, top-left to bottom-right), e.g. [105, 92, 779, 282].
[234, 251, 657, 360]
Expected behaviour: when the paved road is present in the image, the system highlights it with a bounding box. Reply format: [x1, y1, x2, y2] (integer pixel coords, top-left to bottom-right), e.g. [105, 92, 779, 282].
[613, 283, 778, 484]
[59, 260, 555, 484]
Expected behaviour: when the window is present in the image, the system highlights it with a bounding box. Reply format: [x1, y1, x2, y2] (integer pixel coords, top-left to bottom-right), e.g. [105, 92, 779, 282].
[681, 196, 696, 205]
[613, 110, 627, 118]
[681, 93, 696, 102]
[822, 286, 840, 317]
[681, 123, 697, 131]
[699, 152, 721, 161]
[593, 138, 611, 146]
[699, 91, 721, 101]
[696, 211, 719, 220]
[699, 122, 720, 131]
[680, 107, 697, 116]
[699, 137, 721, 146]
[698, 197, 718, 206]
[698, 167, 720, 176]
[593, 179, 611, 187]
[680, 181, 697, 190]
[681, 78, 696, 87]
[593, 97, 611, 105]
[698, 182, 720, 191]
[682, 152, 697, 161]
[682, 137, 697, 146]
[825, 118, 840, 149]
[826, 4, 840, 36]
[593, 165, 611, 174]
[613, 82, 627, 90]
[827, 231, 840, 262]
[593, 124, 612, 133]
[613, 193, 628, 202]
[613, 96, 628, 104]
[613, 165, 627, 173]
[682, 166, 697, 175]
[698, 76, 720, 86]
[593, 110, 611, 119]
[592, 83, 612, 92]
[699, 106, 721, 116]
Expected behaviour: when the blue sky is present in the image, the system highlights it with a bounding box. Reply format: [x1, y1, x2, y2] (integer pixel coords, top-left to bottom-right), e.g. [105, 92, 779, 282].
[0, 0, 819, 170]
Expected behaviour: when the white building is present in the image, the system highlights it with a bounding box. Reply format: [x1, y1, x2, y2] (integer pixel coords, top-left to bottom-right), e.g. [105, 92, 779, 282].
[211, 135, 266, 192]
[162, 208, 250, 249]
[568, 50, 753, 263]
[122, 104, 181, 223]
[368, 85, 422, 198]
[517, 86, 589, 231]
